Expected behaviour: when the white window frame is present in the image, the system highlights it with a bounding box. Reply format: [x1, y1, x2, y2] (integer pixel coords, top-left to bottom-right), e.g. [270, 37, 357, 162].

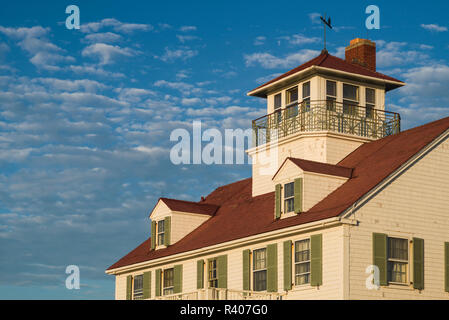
[285, 85, 299, 107]
[157, 220, 165, 246]
[387, 237, 410, 285]
[326, 80, 337, 111]
[133, 274, 144, 300]
[294, 239, 311, 286]
[365, 87, 376, 118]
[252, 248, 267, 292]
[342, 83, 359, 115]
[284, 181, 295, 213]
[208, 258, 218, 288]
[163, 268, 174, 295]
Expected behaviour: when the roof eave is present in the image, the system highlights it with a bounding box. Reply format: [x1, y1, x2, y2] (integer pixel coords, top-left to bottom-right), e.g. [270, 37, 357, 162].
[247, 65, 405, 98]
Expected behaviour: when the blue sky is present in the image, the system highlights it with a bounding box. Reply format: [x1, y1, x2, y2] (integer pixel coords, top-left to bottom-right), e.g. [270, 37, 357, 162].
[0, 0, 448, 299]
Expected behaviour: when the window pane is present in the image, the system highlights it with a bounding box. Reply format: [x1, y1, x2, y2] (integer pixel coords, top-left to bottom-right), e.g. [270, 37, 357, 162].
[284, 182, 294, 198]
[326, 81, 336, 97]
[274, 93, 282, 109]
[284, 198, 294, 213]
[158, 233, 164, 245]
[287, 87, 298, 104]
[295, 273, 310, 285]
[295, 239, 310, 262]
[366, 88, 375, 104]
[366, 105, 374, 118]
[343, 84, 358, 101]
[158, 220, 164, 232]
[302, 82, 310, 99]
[388, 238, 408, 260]
[164, 268, 174, 288]
[253, 270, 267, 291]
[295, 262, 310, 274]
[133, 275, 143, 299]
[253, 249, 266, 270]
[388, 261, 407, 283]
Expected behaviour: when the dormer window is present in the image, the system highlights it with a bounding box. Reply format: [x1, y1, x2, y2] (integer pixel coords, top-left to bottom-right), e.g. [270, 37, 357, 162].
[343, 83, 359, 115]
[157, 220, 165, 246]
[284, 182, 295, 213]
[365, 88, 375, 118]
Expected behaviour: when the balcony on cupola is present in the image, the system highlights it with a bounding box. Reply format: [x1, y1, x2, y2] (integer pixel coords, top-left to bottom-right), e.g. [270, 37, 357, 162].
[247, 38, 405, 197]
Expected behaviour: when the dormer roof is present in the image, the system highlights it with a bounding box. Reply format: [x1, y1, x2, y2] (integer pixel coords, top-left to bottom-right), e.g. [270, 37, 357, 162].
[272, 157, 353, 180]
[247, 50, 405, 98]
[158, 198, 219, 216]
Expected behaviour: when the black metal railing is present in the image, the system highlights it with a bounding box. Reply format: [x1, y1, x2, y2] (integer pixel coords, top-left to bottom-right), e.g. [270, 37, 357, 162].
[252, 100, 401, 147]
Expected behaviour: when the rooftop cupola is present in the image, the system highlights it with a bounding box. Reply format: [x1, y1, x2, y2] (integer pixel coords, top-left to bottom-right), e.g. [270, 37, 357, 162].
[247, 38, 405, 197]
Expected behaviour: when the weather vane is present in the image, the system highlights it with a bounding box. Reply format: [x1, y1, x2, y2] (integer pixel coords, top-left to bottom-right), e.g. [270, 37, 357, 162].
[320, 14, 333, 51]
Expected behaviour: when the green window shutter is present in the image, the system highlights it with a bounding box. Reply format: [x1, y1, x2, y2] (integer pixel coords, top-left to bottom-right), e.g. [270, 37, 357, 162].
[275, 184, 281, 219]
[294, 178, 303, 213]
[311, 234, 322, 286]
[283, 240, 292, 291]
[155, 269, 161, 297]
[151, 221, 156, 250]
[126, 275, 132, 300]
[164, 216, 171, 246]
[242, 249, 250, 291]
[217, 255, 228, 289]
[445, 242, 449, 293]
[413, 238, 424, 290]
[267, 243, 278, 292]
[372, 233, 388, 286]
[143, 271, 151, 299]
[173, 264, 183, 294]
[197, 260, 204, 289]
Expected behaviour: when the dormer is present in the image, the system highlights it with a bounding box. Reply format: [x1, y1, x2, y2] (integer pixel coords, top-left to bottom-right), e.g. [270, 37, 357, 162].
[149, 198, 219, 250]
[272, 157, 352, 219]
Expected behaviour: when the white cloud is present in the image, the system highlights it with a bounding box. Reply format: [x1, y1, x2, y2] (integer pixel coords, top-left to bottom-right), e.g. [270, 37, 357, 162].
[420, 24, 447, 32]
[176, 35, 200, 43]
[83, 32, 122, 44]
[256, 73, 282, 84]
[81, 18, 152, 34]
[0, 25, 73, 70]
[156, 47, 198, 62]
[68, 65, 125, 78]
[278, 34, 320, 46]
[308, 13, 321, 24]
[244, 49, 320, 69]
[82, 43, 140, 65]
[376, 41, 430, 68]
[181, 97, 201, 106]
[179, 26, 197, 32]
[153, 80, 194, 91]
[254, 36, 266, 46]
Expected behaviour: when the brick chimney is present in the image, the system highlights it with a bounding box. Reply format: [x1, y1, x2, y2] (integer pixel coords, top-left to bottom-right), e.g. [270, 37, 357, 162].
[345, 38, 376, 72]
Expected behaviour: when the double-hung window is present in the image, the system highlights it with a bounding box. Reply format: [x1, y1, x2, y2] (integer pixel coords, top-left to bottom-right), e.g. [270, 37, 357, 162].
[163, 268, 174, 295]
[208, 259, 218, 288]
[274, 93, 282, 123]
[365, 88, 375, 118]
[284, 182, 294, 213]
[253, 248, 267, 291]
[326, 80, 337, 111]
[302, 81, 311, 111]
[387, 237, 408, 284]
[295, 239, 311, 285]
[157, 220, 165, 246]
[133, 275, 143, 300]
[286, 87, 298, 118]
[343, 84, 359, 115]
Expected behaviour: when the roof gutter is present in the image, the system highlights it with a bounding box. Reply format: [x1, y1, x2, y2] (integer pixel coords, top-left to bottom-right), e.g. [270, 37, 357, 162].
[106, 216, 357, 275]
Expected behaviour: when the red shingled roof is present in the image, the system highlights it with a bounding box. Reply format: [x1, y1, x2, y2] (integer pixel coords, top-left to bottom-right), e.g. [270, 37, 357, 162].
[249, 50, 404, 95]
[107, 116, 449, 271]
[274, 157, 353, 179]
[159, 198, 219, 216]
